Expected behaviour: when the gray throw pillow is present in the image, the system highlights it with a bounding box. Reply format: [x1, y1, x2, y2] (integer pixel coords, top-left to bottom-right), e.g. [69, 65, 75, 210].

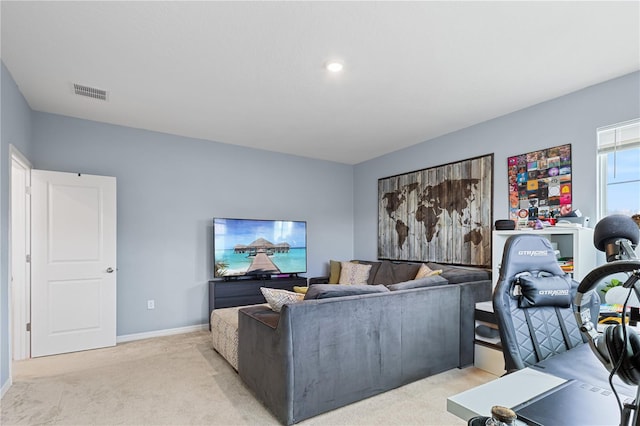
[387, 275, 448, 291]
[372, 260, 421, 285]
[304, 284, 390, 300]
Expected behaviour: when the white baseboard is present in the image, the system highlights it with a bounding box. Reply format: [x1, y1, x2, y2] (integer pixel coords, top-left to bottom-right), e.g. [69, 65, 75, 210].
[116, 323, 209, 344]
[1, 377, 13, 399]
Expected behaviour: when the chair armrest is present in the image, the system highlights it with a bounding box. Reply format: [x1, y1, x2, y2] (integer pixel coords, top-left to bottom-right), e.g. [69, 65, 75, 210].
[308, 276, 329, 285]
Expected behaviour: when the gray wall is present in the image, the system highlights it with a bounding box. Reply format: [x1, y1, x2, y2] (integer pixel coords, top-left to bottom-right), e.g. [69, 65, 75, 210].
[2, 63, 638, 394]
[1, 63, 33, 392]
[31, 112, 354, 336]
[353, 71, 640, 261]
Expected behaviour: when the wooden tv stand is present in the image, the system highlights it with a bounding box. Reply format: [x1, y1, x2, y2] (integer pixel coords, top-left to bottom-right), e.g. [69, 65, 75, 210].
[208, 276, 307, 325]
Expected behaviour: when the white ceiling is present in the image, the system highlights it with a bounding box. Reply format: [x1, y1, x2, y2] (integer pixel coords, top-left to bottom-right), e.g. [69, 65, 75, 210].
[2, 1, 639, 165]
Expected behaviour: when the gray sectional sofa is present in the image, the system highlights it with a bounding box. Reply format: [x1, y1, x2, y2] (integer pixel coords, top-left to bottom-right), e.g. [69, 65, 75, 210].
[237, 260, 491, 425]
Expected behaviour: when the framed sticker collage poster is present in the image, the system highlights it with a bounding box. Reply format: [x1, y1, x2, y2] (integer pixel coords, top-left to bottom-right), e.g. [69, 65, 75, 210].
[508, 144, 572, 223]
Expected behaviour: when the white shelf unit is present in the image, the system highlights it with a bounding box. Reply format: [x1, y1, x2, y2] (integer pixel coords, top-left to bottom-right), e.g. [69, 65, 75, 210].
[474, 301, 505, 376]
[492, 227, 597, 285]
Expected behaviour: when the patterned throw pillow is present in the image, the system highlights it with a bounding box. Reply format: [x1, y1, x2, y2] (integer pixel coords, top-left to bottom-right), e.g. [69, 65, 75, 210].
[414, 264, 443, 279]
[338, 262, 372, 285]
[260, 287, 304, 312]
[329, 260, 360, 284]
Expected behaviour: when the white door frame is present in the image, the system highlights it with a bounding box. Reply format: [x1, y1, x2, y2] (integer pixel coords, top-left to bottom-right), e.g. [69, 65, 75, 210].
[9, 145, 32, 361]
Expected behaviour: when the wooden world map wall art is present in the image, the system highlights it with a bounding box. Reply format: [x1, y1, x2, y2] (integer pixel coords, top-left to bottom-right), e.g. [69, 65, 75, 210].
[378, 154, 493, 267]
[508, 144, 572, 224]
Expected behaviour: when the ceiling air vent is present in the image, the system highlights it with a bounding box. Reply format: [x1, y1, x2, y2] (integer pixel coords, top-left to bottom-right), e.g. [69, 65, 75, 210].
[73, 83, 108, 101]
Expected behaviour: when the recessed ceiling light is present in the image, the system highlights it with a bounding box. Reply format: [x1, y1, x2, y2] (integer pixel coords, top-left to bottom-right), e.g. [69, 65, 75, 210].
[326, 61, 344, 73]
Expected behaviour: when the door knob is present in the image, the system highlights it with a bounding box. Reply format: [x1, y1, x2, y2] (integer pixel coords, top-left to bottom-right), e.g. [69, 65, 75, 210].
[106, 267, 114, 273]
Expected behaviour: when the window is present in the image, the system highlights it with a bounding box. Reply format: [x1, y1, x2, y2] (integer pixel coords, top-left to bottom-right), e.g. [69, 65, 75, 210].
[597, 119, 640, 219]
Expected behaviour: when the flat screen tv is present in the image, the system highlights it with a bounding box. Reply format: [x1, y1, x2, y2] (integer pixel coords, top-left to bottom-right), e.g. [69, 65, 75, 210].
[213, 217, 307, 279]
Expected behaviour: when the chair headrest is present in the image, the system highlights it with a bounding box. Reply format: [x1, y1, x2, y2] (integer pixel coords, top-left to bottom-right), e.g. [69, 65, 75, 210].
[499, 234, 565, 281]
[517, 275, 573, 308]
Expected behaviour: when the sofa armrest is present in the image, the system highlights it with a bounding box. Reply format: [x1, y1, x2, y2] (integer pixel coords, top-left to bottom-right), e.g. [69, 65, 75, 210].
[308, 276, 329, 285]
[238, 306, 292, 424]
[458, 279, 492, 367]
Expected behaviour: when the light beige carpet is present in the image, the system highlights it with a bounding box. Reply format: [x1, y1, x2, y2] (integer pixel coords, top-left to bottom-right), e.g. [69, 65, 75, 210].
[0, 331, 496, 425]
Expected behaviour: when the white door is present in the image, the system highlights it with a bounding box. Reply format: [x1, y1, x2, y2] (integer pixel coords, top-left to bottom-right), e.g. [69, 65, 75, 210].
[10, 149, 31, 360]
[31, 170, 117, 357]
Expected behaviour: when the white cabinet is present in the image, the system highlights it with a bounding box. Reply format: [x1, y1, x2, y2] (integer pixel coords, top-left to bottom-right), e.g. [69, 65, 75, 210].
[492, 227, 597, 285]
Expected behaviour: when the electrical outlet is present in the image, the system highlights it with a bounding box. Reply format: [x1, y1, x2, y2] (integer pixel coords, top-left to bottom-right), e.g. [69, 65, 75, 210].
[147, 299, 155, 310]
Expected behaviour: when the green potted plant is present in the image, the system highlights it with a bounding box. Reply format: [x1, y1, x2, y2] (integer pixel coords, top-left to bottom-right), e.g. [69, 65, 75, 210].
[601, 278, 623, 296]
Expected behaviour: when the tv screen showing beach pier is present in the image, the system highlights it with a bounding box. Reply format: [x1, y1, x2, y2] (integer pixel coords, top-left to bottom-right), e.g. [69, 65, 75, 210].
[214, 218, 307, 277]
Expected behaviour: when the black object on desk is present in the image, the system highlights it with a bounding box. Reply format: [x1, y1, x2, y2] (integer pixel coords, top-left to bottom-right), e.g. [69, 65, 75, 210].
[513, 379, 634, 426]
[519, 343, 639, 426]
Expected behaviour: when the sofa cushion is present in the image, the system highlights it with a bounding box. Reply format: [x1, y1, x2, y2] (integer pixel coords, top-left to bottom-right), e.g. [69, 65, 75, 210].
[210, 306, 242, 371]
[428, 262, 490, 284]
[414, 263, 443, 279]
[372, 260, 421, 285]
[260, 287, 304, 312]
[387, 275, 448, 291]
[338, 262, 372, 285]
[304, 284, 390, 300]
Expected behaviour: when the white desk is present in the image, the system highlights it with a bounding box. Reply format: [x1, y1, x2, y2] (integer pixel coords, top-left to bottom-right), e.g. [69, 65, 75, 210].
[447, 368, 566, 422]
[448, 344, 639, 424]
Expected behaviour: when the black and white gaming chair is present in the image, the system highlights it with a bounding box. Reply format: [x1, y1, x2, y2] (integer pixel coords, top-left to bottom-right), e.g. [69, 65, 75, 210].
[493, 234, 600, 373]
